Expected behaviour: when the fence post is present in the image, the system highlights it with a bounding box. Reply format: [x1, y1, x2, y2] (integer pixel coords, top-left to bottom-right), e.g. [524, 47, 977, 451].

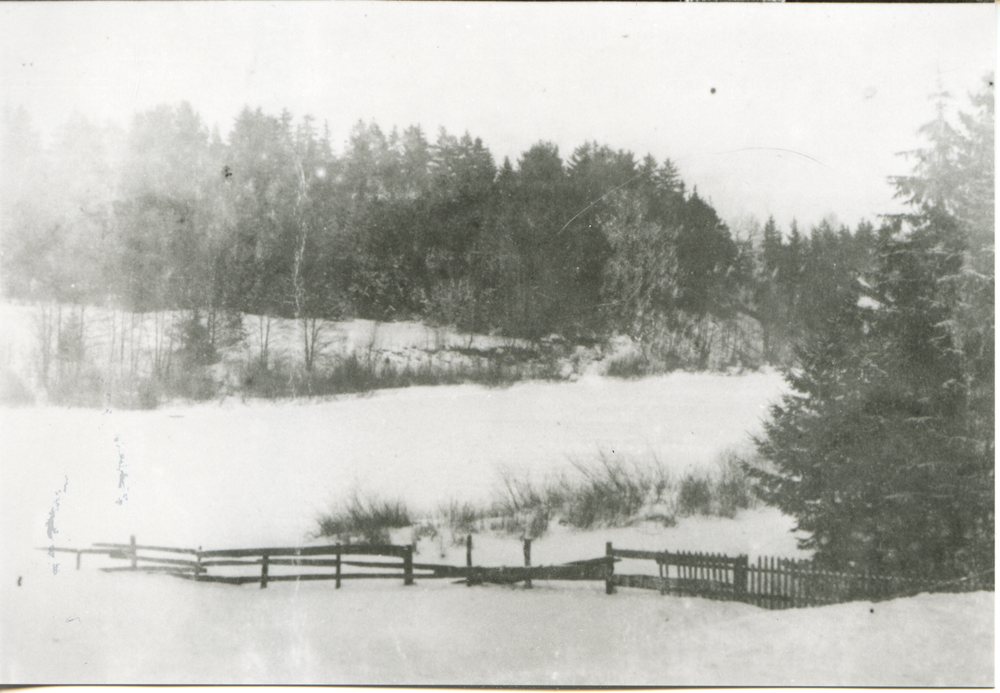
[76, 550, 81, 571]
[734, 555, 748, 598]
[129, 535, 137, 570]
[657, 552, 666, 595]
[466, 534, 473, 587]
[335, 546, 342, 589]
[260, 554, 269, 589]
[524, 538, 532, 589]
[403, 545, 414, 586]
[605, 542, 615, 595]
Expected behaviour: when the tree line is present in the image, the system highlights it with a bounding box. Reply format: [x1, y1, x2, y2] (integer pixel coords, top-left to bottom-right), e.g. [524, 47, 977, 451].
[3, 103, 884, 373]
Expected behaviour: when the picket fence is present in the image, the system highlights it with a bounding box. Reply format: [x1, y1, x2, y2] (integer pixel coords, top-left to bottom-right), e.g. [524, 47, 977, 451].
[604, 544, 991, 608]
[43, 535, 992, 610]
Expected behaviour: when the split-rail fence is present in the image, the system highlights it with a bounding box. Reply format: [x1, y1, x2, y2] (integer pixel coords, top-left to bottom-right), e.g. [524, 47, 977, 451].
[42, 534, 991, 610]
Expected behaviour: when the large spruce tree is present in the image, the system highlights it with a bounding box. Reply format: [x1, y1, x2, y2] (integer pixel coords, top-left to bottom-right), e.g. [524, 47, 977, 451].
[752, 76, 994, 581]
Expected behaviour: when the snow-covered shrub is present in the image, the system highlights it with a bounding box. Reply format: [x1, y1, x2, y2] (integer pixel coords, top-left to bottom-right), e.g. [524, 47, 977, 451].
[604, 352, 651, 379]
[239, 359, 292, 399]
[562, 454, 656, 528]
[163, 366, 220, 402]
[674, 451, 759, 518]
[714, 450, 758, 518]
[316, 493, 412, 545]
[440, 500, 481, 543]
[132, 376, 162, 410]
[172, 312, 220, 368]
[48, 364, 106, 407]
[677, 472, 713, 516]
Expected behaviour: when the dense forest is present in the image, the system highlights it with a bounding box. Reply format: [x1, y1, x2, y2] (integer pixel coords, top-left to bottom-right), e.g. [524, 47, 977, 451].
[0, 77, 991, 407]
[3, 103, 884, 370]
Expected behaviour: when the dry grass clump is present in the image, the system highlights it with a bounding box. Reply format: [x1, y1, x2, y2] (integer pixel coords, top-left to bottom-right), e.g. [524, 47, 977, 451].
[313, 448, 762, 545]
[488, 448, 762, 535]
[677, 449, 760, 518]
[561, 453, 672, 528]
[489, 469, 552, 538]
[316, 492, 412, 545]
[439, 499, 483, 544]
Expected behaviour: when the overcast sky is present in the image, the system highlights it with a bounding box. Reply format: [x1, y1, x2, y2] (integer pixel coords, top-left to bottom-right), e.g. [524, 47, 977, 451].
[2, 2, 994, 231]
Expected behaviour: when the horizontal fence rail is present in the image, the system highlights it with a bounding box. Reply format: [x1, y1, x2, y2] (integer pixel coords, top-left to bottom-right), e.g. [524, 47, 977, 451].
[42, 535, 992, 609]
[196, 544, 412, 559]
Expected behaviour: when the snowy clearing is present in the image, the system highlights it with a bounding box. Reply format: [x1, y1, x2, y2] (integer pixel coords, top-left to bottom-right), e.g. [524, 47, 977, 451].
[1, 370, 788, 549]
[1, 369, 993, 685]
[3, 568, 993, 686]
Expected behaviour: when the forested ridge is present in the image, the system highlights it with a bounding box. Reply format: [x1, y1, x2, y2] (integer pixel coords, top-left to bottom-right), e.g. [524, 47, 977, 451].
[4, 103, 880, 368]
[1, 76, 992, 412]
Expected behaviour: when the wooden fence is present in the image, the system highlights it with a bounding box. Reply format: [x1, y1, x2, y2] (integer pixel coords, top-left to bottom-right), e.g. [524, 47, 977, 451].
[606, 543, 748, 600]
[604, 542, 993, 609]
[43, 535, 608, 589]
[43, 535, 991, 608]
[740, 555, 993, 609]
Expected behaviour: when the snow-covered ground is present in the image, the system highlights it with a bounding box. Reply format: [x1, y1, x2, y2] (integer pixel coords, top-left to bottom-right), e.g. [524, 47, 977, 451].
[0, 366, 993, 685]
[0, 301, 548, 399]
[1, 370, 789, 549]
[4, 567, 993, 686]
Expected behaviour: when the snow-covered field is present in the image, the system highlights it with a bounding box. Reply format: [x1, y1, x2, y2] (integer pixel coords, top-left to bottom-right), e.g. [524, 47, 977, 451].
[1, 370, 791, 549]
[0, 364, 993, 685]
[4, 567, 993, 686]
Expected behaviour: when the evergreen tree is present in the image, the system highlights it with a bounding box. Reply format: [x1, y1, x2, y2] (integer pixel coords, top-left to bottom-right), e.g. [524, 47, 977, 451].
[752, 78, 994, 580]
[674, 190, 737, 317]
[754, 216, 785, 363]
[112, 103, 217, 312]
[397, 125, 432, 200]
[598, 189, 679, 345]
[219, 106, 299, 318]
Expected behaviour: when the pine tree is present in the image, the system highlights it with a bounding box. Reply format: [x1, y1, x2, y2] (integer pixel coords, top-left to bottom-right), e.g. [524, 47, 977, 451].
[752, 77, 994, 580]
[674, 190, 737, 318]
[755, 216, 784, 363]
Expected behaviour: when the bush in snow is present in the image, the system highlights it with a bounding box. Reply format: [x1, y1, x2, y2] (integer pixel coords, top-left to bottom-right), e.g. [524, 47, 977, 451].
[677, 472, 713, 516]
[490, 469, 551, 538]
[675, 451, 759, 518]
[713, 451, 758, 518]
[485, 451, 758, 533]
[440, 499, 482, 544]
[561, 453, 666, 528]
[316, 492, 413, 545]
[604, 352, 652, 379]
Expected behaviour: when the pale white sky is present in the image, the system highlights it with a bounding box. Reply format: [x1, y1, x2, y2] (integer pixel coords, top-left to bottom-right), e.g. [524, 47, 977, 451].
[1, 2, 995, 230]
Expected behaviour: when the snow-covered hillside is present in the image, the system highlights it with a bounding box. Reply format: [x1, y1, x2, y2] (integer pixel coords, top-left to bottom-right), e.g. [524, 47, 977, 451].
[0, 301, 557, 403]
[0, 369, 993, 685]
